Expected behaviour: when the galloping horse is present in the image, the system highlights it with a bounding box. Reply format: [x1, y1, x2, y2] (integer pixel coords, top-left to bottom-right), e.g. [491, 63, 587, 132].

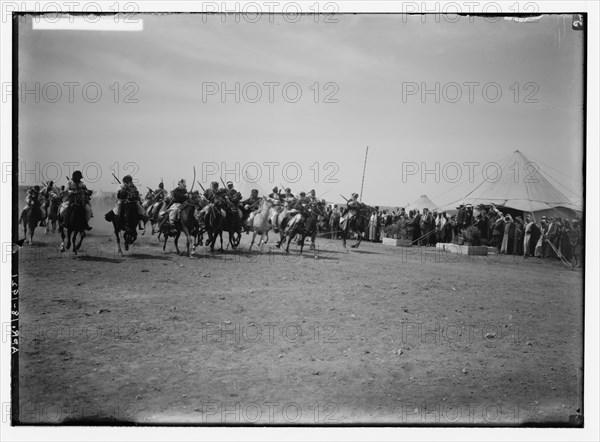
[106, 198, 141, 255]
[19, 200, 43, 245]
[277, 200, 327, 254]
[45, 193, 61, 234]
[339, 205, 372, 249]
[246, 197, 273, 251]
[222, 203, 242, 249]
[160, 200, 201, 257]
[58, 201, 87, 254]
[203, 201, 224, 252]
[142, 189, 165, 235]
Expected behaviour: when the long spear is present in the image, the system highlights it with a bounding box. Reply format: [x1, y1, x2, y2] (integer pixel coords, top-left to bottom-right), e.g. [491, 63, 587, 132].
[197, 181, 206, 192]
[359, 145, 369, 202]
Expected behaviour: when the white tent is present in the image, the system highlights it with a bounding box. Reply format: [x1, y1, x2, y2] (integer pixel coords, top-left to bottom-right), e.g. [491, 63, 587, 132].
[441, 150, 582, 218]
[406, 194, 439, 213]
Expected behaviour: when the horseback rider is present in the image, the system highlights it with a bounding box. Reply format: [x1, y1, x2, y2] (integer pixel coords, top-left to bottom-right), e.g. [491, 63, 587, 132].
[162, 179, 188, 226]
[148, 182, 169, 219]
[307, 189, 317, 202]
[268, 186, 284, 202]
[340, 193, 364, 229]
[112, 175, 147, 230]
[204, 181, 221, 202]
[240, 189, 261, 232]
[59, 171, 93, 231]
[197, 181, 227, 219]
[39, 180, 58, 222]
[225, 181, 243, 219]
[284, 191, 310, 229]
[19, 186, 42, 224]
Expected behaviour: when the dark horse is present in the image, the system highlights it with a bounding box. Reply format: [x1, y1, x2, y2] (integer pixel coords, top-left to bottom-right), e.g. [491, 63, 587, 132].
[58, 202, 87, 254]
[203, 202, 224, 252]
[106, 199, 141, 255]
[277, 200, 326, 254]
[159, 201, 201, 257]
[222, 204, 242, 249]
[19, 202, 43, 245]
[339, 205, 372, 249]
[45, 194, 61, 234]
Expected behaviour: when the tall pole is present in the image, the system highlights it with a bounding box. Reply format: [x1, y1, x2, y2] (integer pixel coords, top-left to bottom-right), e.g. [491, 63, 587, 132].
[359, 146, 369, 202]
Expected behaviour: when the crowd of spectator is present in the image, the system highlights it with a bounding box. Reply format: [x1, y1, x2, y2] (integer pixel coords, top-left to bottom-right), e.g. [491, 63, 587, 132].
[350, 203, 582, 267]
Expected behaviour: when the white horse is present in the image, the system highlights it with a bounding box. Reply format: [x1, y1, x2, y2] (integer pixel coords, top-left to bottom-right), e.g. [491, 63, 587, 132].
[246, 198, 274, 251]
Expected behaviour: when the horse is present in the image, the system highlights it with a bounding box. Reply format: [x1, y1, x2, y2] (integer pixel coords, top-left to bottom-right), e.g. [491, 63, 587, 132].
[223, 206, 242, 249]
[142, 189, 166, 235]
[106, 198, 141, 255]
[203, 202, 224, 252]
[19, 202, 43, 245]
[58, 201, 87, 254]
[159, 201, 201, 257]
[276, 200, 327, 254]
[246, 197, 273, 252]
[339, 205, 372, 249]
[270, 202, 291, 247]
[45, 194, 61, 234]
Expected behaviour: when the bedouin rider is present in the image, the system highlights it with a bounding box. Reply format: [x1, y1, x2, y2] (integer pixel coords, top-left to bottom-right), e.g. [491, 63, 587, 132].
[113, 175, 147, 230]
[198, 181, 227, 218]
[148, 182, 169, 219]
[19, 185, 42, 224]
[340, 193, 364, 229]
[59, 171, 93, 230]
[161, 179, 188, 227]
[268, 186, 285, 232]
[292, 191, 310, 214]
[39, 180, 59, 224]
[225, 181, 243, 219]
[240, 189, 261, 232]
[268, 186, 283, 202]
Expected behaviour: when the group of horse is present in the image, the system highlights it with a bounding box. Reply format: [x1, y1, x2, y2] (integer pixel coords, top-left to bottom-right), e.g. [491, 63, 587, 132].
[133, 190, 335, 257]
[18, 190, 88, 254]
[19, 187, 373, 258]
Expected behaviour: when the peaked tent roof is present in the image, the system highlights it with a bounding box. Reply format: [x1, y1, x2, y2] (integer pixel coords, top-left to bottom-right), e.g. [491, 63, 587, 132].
[448, 150, 580, 213]
[406, 194, 439, 212]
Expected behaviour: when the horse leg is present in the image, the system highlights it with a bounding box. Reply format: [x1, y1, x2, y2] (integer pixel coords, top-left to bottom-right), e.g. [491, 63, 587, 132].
[174, 231, 181, 254]
[218, 231, 224, 252]
[352, 232, 363, 248]
[29, 223, 37, 246]
[65, 226, 72, 250]
[162, 230, 168, 251]
[285, 229, 294, 254]
[74, 231, 85, 254]
[114, 226, 123, 256]
[183, 227, 193, 257]
[45, 217, 49, 235]
[59, 225, 66, 252]
[259, 232, 266, 250]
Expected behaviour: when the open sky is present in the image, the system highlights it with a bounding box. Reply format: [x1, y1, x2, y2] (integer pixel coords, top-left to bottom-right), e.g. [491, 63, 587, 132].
[18, 13, 584, 208]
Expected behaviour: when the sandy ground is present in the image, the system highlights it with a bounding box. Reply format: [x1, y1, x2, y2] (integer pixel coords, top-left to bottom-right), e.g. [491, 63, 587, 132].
[14, 211, 584, 425]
